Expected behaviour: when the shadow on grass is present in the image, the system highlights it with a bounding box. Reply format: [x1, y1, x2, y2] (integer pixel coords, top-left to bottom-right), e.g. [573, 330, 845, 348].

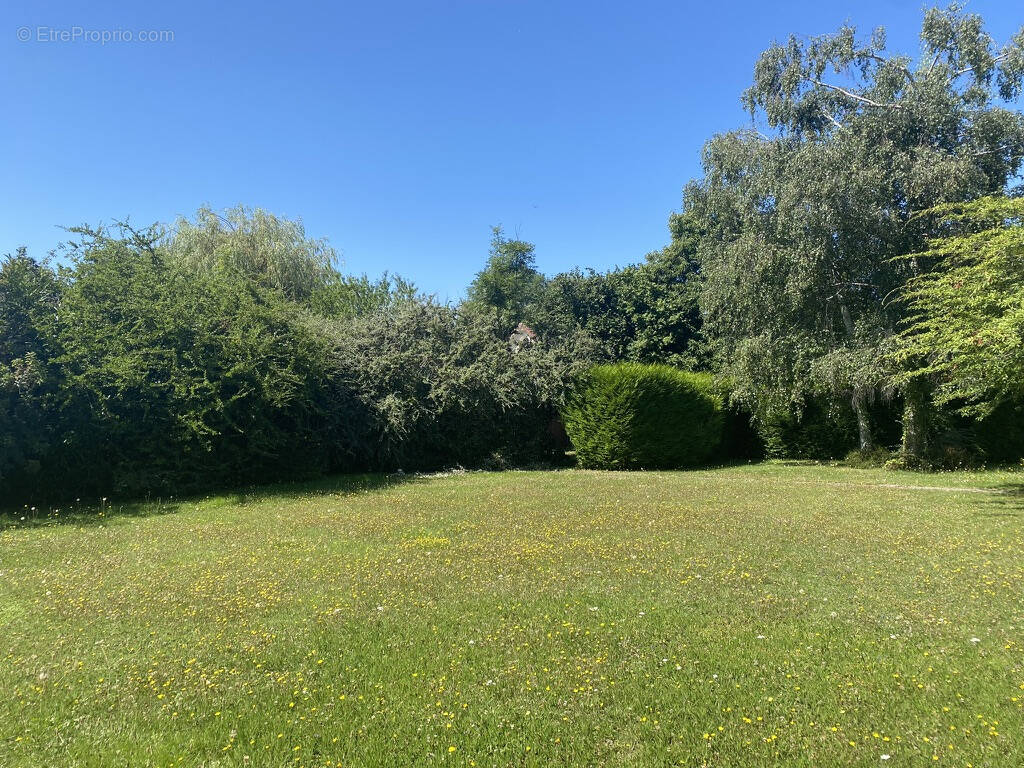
[993, 482, 1024, 496]
[0, 497, 186, 531]
[972, 481, 1024, 516]
[226, 472, 423, 507]
[0, 472, 421, 531]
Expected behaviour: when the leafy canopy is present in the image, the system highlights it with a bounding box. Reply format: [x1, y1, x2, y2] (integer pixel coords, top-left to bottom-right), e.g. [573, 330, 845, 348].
[894, 195, 1024, 415]
[166, 205, 340, 302]
[689, 4, 1024, 453]
[466, 227, 546, 329]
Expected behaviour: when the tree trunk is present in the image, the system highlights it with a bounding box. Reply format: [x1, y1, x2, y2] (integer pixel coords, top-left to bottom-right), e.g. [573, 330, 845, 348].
[840, 302, 874, 452]
[901, 384, 929, 462]
[852, 391, 874, 452]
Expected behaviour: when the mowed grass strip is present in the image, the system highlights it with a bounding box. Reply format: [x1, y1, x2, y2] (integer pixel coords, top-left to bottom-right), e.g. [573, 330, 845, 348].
[1, 465, 1023, 767]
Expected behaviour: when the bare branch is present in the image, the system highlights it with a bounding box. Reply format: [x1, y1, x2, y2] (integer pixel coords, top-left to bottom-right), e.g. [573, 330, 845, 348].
[954, 52, 1009, 78]
[809, 79, 903, 109]
[834, 281, 879, 289]
[822, 111, 844, 130]
[970, 144, 1011, 157]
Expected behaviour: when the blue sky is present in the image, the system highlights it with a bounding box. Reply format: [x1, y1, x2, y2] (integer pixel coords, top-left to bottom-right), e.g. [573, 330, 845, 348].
[3, 1, 1021, 301]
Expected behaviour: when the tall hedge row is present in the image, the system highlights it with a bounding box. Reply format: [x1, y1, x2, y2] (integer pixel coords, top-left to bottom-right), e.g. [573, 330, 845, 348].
[561, 363, 724, 469]
[0, 235, 595, 504]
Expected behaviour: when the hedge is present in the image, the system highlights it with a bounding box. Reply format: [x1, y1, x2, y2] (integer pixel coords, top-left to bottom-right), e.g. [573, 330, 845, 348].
[562, 363, 723, 470]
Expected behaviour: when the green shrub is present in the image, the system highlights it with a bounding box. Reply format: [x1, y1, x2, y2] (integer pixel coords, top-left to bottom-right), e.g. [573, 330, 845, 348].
[336, 302, 596, 472]
[53, 235, 364, 497]
[562, 363, 723, 470]
[757, 401, 858, 461]
[843, 446, 894, 468]
[971, 399, 1024, 464]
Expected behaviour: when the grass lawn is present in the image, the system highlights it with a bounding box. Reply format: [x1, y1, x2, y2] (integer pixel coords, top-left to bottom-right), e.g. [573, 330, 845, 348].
[2, 464, 1023, 767]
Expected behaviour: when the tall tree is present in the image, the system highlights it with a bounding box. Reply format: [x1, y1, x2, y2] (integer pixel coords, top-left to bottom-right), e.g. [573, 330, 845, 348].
[688, 4, 1024, 456]
[536, 212, 704, 367]
[466, 227, 546, 330]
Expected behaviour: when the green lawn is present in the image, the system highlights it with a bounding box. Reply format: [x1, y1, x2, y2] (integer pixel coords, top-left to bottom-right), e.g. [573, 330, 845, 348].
[2, 464, 1023, 767]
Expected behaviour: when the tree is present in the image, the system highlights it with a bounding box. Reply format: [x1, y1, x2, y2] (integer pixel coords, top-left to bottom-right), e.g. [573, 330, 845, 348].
[0, 250, 62, 495]
[535, 213, 704, 367]
[688, 4, 1024, 457]
[54, 223, 360, 495]
[166, 205, 339, 302]
[894, 195, 1024, 416]
[630, 212, 705, 367]
[466, 227, 546, 329]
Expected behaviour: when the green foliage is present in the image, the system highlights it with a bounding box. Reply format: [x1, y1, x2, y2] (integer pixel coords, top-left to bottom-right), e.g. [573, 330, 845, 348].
[690, 5, 1024, 458]
[757, 401, 859, 461]
[843, 446, 895, 469]
[308, 272, 419, 319]
[166, 205, 340, 302]
[49, 224, 362, 496]
[562, 364, 723, 470]
[1, 220, 598, 503]
[0, 250, 62, 494]
[336, 301, 595, 470]
[894, 195, 1024, 415]
[465, 227, 546, 330]
[536, 214, 704, 368]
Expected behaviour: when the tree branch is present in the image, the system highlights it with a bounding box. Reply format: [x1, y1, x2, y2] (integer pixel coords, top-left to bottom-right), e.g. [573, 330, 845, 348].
[970, 144, 1011, 157]
[866, 53, 914, 83]
[822, 110, 844, 130]
[809, 79, 902, 109]
[954, 52, 1009, 78]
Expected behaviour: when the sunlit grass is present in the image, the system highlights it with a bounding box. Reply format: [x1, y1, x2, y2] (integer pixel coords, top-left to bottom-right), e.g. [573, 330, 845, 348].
[2, 464, 1023, 766]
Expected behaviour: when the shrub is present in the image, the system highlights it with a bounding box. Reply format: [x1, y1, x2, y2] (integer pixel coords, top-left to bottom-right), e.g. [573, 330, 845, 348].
[562, 363, 723, 470]
[0, 252, 62, 498]
[971, 399, 1024, 465]
[843, 447, 894, 468]
[757, 400, 858, 461]
[334, 302, 597, 471]
[38, 227, 366, 499]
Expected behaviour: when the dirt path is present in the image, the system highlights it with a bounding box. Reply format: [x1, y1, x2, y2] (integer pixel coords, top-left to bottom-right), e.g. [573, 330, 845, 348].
[718, 474, 1010, 495]
[817, 480, 1002, 494]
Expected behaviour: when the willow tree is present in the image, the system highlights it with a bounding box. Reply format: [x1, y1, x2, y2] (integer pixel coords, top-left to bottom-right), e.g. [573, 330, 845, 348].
[687, 4, 1024, 455]
[166, 206, 339, 302]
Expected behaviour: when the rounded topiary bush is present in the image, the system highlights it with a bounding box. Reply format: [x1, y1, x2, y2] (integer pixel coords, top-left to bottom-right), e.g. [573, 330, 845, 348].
[561, 363, 724, 470]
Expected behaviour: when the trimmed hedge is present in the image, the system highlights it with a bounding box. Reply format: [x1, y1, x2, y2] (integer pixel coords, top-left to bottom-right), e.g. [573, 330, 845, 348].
[562, 363, 724, 470]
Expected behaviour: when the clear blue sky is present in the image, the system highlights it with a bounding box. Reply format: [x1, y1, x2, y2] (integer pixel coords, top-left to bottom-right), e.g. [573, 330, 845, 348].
[3, 1, 1020, 301]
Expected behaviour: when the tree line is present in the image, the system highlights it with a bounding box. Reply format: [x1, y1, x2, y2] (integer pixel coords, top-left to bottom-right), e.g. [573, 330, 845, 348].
[3, 4, 1023, 504]
[468, 4, 1024, 469]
